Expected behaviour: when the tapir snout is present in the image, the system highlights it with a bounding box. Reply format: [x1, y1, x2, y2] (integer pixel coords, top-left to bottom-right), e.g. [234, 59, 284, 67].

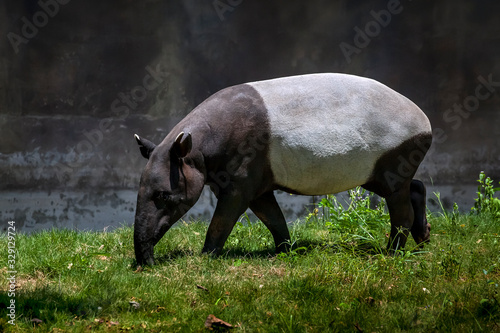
[133, 73, 432, 265]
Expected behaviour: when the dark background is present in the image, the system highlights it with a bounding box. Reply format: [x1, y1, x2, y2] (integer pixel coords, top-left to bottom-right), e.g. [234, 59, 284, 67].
[1, 0, 499, 230]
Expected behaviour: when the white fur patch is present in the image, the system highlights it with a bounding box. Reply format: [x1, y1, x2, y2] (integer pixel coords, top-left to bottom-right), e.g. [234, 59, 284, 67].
[247, 73, 431, 195]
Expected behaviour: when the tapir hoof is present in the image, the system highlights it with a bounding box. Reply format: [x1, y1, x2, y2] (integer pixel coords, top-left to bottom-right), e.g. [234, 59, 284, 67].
[135, 250, 156, 266]
[414, 222, 431, 246]
[136, 257, 155, 267]
[201, 245, 223, 256]
[416, 223, 431, 249]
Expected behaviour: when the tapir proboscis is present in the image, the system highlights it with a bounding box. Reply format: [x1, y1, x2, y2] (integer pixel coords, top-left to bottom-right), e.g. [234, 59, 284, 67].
[133, 73, 432, 265]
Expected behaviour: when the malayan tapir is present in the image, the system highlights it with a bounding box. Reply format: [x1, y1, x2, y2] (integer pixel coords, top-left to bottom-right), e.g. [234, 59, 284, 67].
[133, 73, 432, 266]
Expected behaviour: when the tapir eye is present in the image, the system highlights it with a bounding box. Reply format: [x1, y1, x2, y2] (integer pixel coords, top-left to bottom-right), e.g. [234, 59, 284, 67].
[153, 192, 169, 210]
[153, 191, 182, 210]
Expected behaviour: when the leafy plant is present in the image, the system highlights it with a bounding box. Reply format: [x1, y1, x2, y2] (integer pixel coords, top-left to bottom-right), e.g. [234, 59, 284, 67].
[472, 171, 500, 219]
[316, 187, 390, 249]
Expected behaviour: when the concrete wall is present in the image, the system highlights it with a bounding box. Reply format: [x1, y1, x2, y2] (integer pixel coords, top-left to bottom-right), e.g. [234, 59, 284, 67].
[1, 0, 499, 231]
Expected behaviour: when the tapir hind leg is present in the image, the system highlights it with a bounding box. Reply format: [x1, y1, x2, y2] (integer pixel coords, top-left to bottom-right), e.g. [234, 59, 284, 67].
[384, 180, 414, 251]
[410, 179, 431, 246]
[249, 191, 291, 253]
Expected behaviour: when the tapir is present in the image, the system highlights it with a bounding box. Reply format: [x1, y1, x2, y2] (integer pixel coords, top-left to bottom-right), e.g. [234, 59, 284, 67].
[133, 73, 432, 266]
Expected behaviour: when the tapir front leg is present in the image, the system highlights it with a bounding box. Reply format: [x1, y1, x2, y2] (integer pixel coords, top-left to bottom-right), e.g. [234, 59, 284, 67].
[249, 191, 291, 253]
[202, 192, 250, 255]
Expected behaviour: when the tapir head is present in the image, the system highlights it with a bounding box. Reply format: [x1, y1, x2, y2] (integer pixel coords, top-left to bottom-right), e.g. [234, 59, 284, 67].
[134, 132, 204, 266]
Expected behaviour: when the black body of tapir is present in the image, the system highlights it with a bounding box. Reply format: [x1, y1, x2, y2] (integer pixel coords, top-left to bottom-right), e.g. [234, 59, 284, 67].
[133, 73, 432, 266]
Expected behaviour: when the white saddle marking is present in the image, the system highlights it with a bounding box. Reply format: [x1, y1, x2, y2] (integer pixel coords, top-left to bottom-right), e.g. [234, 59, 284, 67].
[247, 73, 431, 195]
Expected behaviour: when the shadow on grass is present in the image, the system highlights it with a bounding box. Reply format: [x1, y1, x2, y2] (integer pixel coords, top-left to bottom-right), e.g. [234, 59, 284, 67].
[153, 238, 329, 263]
[147, 238, 389, 267]
[152, 247, 276, 265]
[136, 234, 423, 270]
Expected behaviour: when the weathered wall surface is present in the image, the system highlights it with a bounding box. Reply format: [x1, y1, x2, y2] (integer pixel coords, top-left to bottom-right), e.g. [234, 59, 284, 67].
[1, 0, 499, 231]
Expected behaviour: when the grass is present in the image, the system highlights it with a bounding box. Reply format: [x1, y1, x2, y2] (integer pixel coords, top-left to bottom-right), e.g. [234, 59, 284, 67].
[1, 189, 499, 332]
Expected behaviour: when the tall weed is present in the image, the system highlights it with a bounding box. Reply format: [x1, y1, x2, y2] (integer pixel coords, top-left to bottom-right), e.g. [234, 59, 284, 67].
[314, 187, 390, 251]
[472, 171, 500, 219]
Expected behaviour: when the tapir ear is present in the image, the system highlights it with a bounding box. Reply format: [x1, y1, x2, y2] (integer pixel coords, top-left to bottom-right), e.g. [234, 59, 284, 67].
[135, 134, 157, 159]
[172, 132, 192, 158]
